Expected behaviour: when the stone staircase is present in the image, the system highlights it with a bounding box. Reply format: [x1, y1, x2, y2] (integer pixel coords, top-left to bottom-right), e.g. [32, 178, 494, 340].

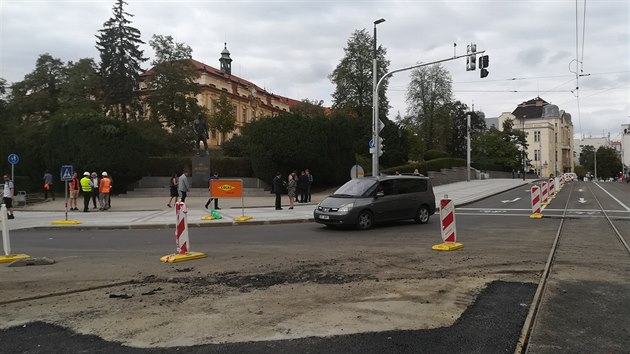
[119, 187, 270, 198]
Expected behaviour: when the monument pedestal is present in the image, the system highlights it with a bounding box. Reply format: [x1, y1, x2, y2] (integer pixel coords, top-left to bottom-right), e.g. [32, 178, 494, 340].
[192, 155, 210, 188]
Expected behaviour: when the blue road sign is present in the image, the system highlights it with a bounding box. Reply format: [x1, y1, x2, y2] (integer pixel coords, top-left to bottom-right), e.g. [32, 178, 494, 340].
[8, 153, 19, 165]
[369, 139, 376, 148]
[60, 165, 73, 182]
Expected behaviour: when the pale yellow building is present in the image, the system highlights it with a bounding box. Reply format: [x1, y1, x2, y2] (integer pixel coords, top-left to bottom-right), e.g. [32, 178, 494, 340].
[497, 97, 574, 177]
[140, 44, 300, 146]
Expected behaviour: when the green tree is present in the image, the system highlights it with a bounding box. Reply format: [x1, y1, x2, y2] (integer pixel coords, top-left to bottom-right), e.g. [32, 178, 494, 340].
[9, 53, 65, 124]
[447, 102, 486, 158]
[579, 145, 595, 170]
[403, 64, 453, 150]
[144, 34, 200, 128]
[57, 58, 103, 116]
[329, 29, 390, 121]
[96, 0, 147, 121]
[208, 93, 236, 137]
[594, 146, 622, 179]
[472, 120, 525, 171]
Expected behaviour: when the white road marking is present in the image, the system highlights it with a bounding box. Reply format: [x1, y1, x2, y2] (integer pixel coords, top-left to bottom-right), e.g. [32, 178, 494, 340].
[578, 198, 587, 204]
[593, 182, 630, 211]
[501, 197, 521, 203]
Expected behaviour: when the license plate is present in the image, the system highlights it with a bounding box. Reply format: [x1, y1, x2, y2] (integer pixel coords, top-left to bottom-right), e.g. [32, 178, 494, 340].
[319, 215, 330, 220]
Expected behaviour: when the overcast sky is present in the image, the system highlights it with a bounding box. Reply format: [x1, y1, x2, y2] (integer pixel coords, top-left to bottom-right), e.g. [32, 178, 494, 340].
[1, 0, 628, 140]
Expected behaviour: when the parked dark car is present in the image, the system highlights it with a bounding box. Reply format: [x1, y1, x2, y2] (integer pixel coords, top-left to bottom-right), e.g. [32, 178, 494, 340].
[314, 175, 436, 230]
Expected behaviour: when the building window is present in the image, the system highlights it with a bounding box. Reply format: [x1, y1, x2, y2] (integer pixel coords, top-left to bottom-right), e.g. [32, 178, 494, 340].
[243, 107, 248, 122]
[534, 149, 540, 161]
[534, 131, 540, 142]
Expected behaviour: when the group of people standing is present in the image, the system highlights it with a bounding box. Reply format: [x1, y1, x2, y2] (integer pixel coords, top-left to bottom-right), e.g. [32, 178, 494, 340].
[167, 170, 220, 210]
[272, 169, 313, 210]
[68, 171, 112, 212]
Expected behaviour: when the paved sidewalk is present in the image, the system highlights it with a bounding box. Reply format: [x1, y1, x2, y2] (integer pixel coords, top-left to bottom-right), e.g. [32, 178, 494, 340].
[2, 179, 532, 231]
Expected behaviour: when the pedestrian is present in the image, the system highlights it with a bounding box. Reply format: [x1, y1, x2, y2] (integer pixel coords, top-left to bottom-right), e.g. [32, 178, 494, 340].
[178, 169, 190, 203]
[204, 171, 220, 210]
[287, 174, 296, 209]
[305, 169, 313, 202]
[2, 174, 15, 219]
[167, 173, 178, 208]
[43, 170, 55, 200]
[69, 172, 80, 211]
[99, 172, 111, 210]
[90, 172, 99, 209]
[297, 170, 308, 203]
[80, 171, 92, 212]
[273, 172, 284, 210]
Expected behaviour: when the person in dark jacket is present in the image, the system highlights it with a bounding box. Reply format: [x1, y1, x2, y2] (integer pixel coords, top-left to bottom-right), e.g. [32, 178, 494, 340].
[204, 172, 220, 210]
[297, 170, 309, 203]
[272, 172, 284, 210]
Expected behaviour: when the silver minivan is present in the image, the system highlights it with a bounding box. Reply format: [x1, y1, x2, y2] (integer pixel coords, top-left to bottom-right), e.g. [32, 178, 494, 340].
[314, 175, 436, 230]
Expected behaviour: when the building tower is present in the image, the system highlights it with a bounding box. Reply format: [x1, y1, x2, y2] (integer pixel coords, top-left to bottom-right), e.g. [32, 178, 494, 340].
[219, 43, 232, 75]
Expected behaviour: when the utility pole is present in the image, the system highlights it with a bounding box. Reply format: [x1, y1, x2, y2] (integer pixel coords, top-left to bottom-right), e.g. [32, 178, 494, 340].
[467, 110, 471, 182]
[371, 18, 385, 176]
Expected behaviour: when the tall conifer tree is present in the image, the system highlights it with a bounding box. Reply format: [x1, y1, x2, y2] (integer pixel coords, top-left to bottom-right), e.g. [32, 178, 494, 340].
[95, 0, 147, 121]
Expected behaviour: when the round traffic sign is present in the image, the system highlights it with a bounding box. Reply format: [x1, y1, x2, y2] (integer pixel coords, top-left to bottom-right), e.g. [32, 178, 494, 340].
[8, 153, 19, 165]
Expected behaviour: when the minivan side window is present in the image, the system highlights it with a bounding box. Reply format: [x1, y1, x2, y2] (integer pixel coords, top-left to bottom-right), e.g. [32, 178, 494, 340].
[396, 178, 427, 194]
[379, 180, 396, 196]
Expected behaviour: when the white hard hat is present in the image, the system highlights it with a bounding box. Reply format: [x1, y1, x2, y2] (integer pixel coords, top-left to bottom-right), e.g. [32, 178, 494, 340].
[102, 172, 108, 176]
[83, 171, 90, 176]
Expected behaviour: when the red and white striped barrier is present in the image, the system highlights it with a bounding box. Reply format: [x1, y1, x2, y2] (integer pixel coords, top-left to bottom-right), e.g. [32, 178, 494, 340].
[540, 181, 549, 206]
[548, 178, 556, 199]
[175, 202, 189, 253]
[160, 202, 207, 263]
[432, 196, 464, 251]
[530, 185, 542, 219]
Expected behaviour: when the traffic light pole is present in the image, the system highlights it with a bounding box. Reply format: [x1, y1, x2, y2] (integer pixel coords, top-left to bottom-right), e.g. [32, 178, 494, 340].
[372, 50, 485, 176]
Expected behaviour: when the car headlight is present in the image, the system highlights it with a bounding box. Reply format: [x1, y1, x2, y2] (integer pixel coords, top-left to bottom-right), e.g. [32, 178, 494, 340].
[338, 203, 354, 213]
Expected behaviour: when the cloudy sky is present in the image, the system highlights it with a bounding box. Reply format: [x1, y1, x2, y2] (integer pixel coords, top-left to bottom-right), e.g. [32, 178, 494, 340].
[1, 0, 628, 139]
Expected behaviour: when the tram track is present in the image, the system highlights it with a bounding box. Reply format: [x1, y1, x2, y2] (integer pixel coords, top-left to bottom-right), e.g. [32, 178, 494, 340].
[515, 181, 630, 353]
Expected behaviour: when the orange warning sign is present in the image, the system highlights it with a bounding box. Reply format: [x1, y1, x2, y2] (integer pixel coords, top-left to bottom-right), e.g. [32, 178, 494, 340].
[210, 179, 243, 198]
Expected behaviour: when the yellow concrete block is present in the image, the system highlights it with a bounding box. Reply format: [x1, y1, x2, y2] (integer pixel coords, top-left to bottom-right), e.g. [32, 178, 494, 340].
[160, 252, 207, 263]
[432, 242, 464, 251]
[530, 213, 543, 219]
[0, 254, 31, 264]
[51, 220, 81, 225]
[234, 216, 253, 222]
[200, 215, 215, 220]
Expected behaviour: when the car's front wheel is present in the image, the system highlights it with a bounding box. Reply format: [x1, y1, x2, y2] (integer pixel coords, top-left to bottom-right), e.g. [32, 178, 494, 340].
[414, 205, 430, 224]
[357, 210, 373, 230]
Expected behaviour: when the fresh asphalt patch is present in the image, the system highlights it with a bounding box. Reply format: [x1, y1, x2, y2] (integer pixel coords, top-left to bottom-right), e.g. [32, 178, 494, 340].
[0, 281, 535, 354]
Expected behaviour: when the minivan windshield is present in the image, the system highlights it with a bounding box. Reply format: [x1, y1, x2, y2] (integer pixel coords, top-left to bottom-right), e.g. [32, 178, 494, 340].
[332, 179, 378, 197]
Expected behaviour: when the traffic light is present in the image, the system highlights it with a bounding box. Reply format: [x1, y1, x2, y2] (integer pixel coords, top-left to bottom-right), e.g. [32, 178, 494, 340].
[479, 55, 489, 78]
[466, 43, 477, 71]
[378, 136, 384, 157]
[466, 55, 476, 71]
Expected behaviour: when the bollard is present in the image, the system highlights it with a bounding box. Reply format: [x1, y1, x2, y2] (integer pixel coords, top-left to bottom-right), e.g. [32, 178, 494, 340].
[432, 197, 464, 251]
[530, 185, 542, 219]
[0, 204, 30, 263]
[160, 202, 207, 263]
[541, 181, 549, 206]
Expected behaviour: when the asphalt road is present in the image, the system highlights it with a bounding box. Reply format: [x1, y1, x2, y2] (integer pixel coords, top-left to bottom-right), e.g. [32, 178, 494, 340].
[1, 181, 628, 353]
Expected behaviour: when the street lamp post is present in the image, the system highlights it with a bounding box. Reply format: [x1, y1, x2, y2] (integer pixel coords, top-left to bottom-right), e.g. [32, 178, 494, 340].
[372, 18, 385, 176]
[522, 115, 526, 181]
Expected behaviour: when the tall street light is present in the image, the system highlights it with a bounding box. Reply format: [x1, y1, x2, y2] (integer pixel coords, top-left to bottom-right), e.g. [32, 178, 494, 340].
[372, 18, 385, 176]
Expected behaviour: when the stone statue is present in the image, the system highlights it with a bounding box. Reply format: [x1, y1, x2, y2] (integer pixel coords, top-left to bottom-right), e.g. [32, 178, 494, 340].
[193, 115, 209, 155]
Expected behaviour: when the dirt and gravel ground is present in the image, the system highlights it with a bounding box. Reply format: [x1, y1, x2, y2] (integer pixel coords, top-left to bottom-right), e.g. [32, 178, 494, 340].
[0, 217, 553, 349]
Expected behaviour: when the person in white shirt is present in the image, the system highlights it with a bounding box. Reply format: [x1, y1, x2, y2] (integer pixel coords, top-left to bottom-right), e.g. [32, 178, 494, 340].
[3, 174, 15, 219]
[178, 169, 190, 203]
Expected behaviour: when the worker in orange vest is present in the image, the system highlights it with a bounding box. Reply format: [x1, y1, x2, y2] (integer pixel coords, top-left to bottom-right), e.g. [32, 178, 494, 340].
[98, 171, 112, 210]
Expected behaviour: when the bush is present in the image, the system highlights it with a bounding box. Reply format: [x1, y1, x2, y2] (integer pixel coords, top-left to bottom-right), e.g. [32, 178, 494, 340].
[381, 158, 466, 176]
[424, 149, 449, 161]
